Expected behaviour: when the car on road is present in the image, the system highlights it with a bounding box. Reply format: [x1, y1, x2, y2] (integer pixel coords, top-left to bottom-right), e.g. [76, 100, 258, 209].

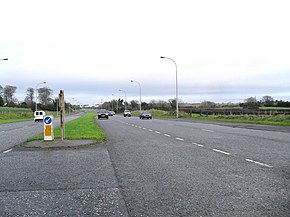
[139, 111, 152, 119]
[123, 110, 131, 117]
[108, 111, 115, 116]
[34, 110, 46, 122]
[98, 109, 109, 119]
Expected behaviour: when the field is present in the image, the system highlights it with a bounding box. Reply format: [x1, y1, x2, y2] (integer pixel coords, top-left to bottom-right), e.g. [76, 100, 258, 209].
[0, 107, 62, 124]
[0, 107, 33, 124]
[132, 108, 290, 126]
[191, 113, 290, 126]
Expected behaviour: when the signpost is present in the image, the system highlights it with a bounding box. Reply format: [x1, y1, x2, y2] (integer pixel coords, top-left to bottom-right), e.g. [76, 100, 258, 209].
[43, 115, 54, 141]
[59, 90, 65, 141]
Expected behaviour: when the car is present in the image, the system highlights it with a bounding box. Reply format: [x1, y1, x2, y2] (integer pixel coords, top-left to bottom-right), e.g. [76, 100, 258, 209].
[34, 110, 46, 122]
[108, 111, 115, 116]
[123, 110, 131, 117]
[139, 111, 152, 119]
[98, 109, 109, 119]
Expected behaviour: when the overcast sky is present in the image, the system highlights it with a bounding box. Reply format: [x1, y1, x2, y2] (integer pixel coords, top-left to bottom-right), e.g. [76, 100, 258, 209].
[1, 0, 289, 106]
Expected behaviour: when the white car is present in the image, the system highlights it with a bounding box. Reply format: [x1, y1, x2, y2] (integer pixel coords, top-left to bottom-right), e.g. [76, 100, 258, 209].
[34, 110, 46, 122]
[123, 110, 131, 117]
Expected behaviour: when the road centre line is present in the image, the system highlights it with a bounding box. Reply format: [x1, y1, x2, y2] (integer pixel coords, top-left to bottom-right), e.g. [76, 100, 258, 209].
[143, 127, 147, 130]
[176, 137, 184, 141]
[202, 129, 215, 133]
[164, 134, 171, 137]
[193, 142, 204, 147]
[3, 149, 13, 154]
[155, 131, 161, 134]
[148, 129, 153, 132]
[212, 149, 230, 155]
[245, 159, 273, 168]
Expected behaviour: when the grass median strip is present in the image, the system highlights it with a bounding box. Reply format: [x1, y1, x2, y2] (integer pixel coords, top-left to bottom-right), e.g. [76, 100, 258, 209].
[29, 111, 106, 142]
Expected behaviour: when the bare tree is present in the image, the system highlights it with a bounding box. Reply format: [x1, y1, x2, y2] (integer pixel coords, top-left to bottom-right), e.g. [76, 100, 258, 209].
[38, 87, 53, 105]
[0, 85, 3, 97]
[25, 87, 35, 106]
[261, 95, 274, 107]
[3, 85, 17, 103]
[243, 97, 259, 109]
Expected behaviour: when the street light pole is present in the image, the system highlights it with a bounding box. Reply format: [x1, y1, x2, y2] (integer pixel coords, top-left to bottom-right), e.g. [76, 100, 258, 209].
[131, 80, 142, 114]
[35, 81, 46, 111]
[118, 89, 127, 110]
[160, 56, 178, 118]
[112, 94, 118, 113]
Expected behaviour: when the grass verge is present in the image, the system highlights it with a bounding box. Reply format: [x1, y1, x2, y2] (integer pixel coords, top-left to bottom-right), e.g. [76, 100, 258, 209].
[29, 111, 107, 142]
[191, 113, 290, 126]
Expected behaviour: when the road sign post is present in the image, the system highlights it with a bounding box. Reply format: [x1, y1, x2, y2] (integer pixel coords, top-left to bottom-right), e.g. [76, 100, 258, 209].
[59, 90, 65, 141]
[43, 115, 54, 141]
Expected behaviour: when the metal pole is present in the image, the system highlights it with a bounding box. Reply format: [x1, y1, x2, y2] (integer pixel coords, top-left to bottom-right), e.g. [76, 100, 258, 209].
[160, 56, 178, 118]
[118, 89, 127, 110]
[131, 80, 142, 113]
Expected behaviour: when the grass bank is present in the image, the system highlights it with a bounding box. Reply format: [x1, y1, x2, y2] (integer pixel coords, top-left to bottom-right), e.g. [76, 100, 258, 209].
[191, 113, 290, 126]
[132, 108, 290, 126]
[0, 107, 33, 124]
[30, 111, 107, 142]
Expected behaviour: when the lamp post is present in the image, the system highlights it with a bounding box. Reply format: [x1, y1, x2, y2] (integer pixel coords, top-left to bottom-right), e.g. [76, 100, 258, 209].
[35, 81, 46, 111]
[118, 89, 127, 110]
[131, 80, 142, 114]
[160, 56, 179, 118]
[112, 94, 119, 113]
[0, 58, 8, 61]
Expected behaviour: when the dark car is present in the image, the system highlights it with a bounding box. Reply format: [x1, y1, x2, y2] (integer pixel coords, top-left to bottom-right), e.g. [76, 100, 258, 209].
[139, 111, 152, 119]
[98, 109, 109, 119]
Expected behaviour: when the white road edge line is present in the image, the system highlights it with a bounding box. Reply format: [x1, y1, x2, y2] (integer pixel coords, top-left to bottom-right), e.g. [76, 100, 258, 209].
[3, 149, 13, 154]
[193, 142, 204, 147]
[164, 134, 171, 137]
[245, 159, 273, 168]
[176, 137, 184, 141]
[212, 149, 230, 155]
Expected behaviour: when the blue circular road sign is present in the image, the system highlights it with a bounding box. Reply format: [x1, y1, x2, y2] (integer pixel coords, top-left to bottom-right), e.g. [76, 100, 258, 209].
[44, 116, 52, 124]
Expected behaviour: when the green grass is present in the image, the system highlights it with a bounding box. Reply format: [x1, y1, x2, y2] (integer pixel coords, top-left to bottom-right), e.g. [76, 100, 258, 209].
[29, 111, 107, 142]
[191, 113, 290, 126]
[0, 107, 33, 124]
[259, 107, 290, 110]
[0, 107, 73, 124]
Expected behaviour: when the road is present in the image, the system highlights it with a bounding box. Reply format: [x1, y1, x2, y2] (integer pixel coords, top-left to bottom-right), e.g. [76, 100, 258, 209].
[0, 114, 290, 216]
[0, 112, 85, 153]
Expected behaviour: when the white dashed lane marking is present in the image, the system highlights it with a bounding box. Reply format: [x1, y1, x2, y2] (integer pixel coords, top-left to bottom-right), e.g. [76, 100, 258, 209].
[176, 137, 184, 141]
[202, 129, 215, 133]
[3, 149, 13, 154]
[212, 149, 230, 155]
[245, 159, 273, 168]
[193, 142, 204, 147]
[123, 120, 273, 169]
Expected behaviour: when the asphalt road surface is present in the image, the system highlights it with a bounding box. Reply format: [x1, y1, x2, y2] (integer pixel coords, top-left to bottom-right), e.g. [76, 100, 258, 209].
[1, 114, 290, 216]
[0, 112, 85, 153]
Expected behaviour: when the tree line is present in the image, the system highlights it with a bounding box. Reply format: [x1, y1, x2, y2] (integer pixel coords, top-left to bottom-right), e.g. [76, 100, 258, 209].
[0, 84, 62, 111]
